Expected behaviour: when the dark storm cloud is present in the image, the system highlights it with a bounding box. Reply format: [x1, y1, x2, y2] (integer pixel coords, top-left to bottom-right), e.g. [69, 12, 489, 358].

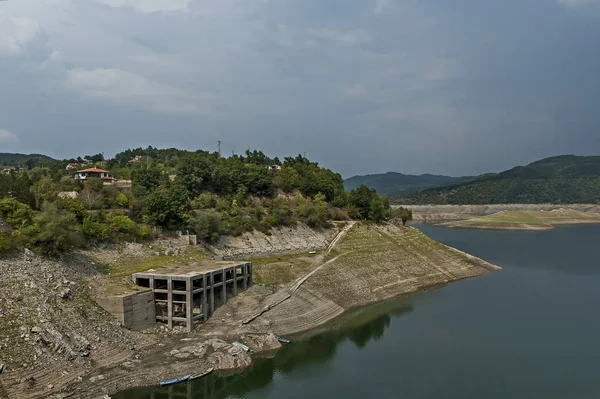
[1, 0, 600, 177]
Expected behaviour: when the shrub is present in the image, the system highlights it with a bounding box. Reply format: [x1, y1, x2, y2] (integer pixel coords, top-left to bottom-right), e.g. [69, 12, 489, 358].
[0, 232, 12, 254]
[193, 193, 217, 209]
[0, 198, 33, 228]
[82, 217, 110, 241]
[109, 214, 136, 234]
[22, 203, 84, 256]
[188, 211, 222, 243]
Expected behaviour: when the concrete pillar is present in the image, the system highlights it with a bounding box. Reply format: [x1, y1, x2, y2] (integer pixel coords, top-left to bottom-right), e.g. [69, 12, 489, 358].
[167, 277, 173, 329]
[209, 272, 215, 316]
[232, 267, 237, 296]
[242, 264, 248, 290]
[202, 274, 208, 322]
[248, 263, 253, 287]
[221, 270, 227, 304]
[186, 277, 193, 333]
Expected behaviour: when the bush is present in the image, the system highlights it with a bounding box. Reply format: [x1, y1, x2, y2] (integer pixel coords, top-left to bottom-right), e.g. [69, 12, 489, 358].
[193, 193, 217, 209]
[188, 211, 222, 243]
[0, 232, 12, 254]
[297, 194, 330, 228]
[82, 217, 110, 241]
[22, 203, 84, 256]
[268, 197, 295, 227]
[109, 214, 136, 234]
[0, 198, 33, 228]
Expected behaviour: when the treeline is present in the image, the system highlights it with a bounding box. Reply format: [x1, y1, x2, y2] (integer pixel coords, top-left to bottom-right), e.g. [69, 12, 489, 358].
[0, 148, 409, 256]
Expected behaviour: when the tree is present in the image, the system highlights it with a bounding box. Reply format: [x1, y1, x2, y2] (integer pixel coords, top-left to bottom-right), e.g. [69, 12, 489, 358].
[176, 153, 213, 197]
[22, 203, 83, 256]
[30, 177, 59, 209]
[0, 198, 33, 228]
[188, 211, 222, 243]
[368, 198, 386, 223]
[348, 185, 379, 220]
[392, 207, 413, 226]
[140, 185, 190, 229]
[132, 167, 163, 195]
[80, 180, 104, 210]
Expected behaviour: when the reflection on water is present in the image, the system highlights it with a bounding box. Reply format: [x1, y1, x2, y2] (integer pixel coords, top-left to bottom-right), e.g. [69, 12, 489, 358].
[115, 302, 414, 399]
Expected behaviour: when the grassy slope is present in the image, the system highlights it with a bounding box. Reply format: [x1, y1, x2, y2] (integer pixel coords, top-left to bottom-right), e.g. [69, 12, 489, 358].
[258, 223, 499, 334]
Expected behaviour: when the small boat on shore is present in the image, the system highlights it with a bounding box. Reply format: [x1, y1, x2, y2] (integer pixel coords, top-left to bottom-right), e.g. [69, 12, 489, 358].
[190, 368, 214, 381]
[277, 337, 291, 344]
[232, 341, 251, 353]
[159, 375, 190, 387]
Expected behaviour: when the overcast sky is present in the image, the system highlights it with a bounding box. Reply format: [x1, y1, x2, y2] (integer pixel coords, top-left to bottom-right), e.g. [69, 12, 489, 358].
[1, 0, 600, 177]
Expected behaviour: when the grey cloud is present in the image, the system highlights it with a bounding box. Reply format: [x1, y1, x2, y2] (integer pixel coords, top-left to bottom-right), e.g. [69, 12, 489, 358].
[1, 0, 600, 177]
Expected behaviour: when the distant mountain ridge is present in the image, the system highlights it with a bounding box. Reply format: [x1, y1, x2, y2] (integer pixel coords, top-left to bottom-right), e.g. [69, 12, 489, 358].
[399, 155, 600, 204]
[0, 153, 56, 168]
[344, 172, 473, 197]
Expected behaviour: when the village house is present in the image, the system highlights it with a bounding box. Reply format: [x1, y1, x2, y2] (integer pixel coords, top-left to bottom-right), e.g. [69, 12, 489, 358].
[128, 155, 144, 164]
[268, 165, 282, 171]
[73, 168, 118, 185]
[65, 163, 79, 170]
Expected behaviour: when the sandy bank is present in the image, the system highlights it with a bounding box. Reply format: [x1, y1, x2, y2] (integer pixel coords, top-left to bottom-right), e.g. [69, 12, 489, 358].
[441, 209, 600, 231]
[397, 204, 600, 224]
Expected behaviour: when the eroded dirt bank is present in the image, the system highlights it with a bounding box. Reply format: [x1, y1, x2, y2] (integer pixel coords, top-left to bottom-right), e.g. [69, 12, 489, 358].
[0, 223, 499, 399]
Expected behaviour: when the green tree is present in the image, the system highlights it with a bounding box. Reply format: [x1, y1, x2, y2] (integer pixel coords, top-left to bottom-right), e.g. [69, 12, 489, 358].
[0, 198, 33, 228]
[368, 198, 386, 223]
[140, 185, 190, 229]
[392, 207, 413, 226]
[30, 177, 59, 209]
[176, 153, 213, 197]
[23, 203, 83, 256]
[188, 211, 222, 243]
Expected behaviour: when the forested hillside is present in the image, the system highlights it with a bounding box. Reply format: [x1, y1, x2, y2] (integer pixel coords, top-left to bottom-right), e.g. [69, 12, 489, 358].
[344, 172, 472, 197]
[400, 155, 600, 204]
[0, 147, 401, 256]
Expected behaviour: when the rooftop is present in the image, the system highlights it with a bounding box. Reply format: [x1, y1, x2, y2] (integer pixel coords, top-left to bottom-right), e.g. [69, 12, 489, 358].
[133, 260, 248, 278]
[77, 168, 110, 173]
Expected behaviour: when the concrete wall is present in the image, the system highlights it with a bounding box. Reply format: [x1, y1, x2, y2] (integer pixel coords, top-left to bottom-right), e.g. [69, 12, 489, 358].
[96, 290, 156, 331]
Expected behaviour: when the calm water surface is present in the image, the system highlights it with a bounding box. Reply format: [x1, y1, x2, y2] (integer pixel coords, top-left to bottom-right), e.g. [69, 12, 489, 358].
[116, 225, 600, 399]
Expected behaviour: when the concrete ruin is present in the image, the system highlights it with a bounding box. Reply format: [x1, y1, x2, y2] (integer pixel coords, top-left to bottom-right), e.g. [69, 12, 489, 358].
[132, 262, 252, 332]
[96, 290, 156, 331]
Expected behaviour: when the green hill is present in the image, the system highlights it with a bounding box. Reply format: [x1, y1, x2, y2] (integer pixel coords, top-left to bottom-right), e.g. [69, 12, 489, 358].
[344, 172, 473, 197]
[0, 153, 56, 168]
[399, 155, 600, 204]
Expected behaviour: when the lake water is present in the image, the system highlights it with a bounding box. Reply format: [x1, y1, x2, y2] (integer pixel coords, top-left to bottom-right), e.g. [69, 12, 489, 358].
[115, 224, 600, 399]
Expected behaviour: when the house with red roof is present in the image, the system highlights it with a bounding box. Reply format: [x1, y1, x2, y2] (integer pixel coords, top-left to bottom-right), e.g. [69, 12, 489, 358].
[73, 168, 117, 184]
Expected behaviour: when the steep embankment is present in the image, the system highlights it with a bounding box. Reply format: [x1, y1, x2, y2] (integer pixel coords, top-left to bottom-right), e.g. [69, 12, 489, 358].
[441, 209, 600, 231]
[245, 223, 499, 335]
[207, 223, 340, 260]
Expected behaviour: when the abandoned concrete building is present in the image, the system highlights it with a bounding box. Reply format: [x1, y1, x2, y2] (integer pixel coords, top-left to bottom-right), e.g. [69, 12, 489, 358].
[97, 262, 252, 332]
[132, 262, 252, 332]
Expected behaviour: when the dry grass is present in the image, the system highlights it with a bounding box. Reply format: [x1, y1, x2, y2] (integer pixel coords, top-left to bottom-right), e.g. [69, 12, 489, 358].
[252, 252, 320, 287]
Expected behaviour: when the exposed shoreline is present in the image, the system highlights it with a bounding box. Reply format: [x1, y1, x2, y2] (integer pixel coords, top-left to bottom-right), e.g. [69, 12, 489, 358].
[437, 209, 600, 231]
[0, 223, 500, 399]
